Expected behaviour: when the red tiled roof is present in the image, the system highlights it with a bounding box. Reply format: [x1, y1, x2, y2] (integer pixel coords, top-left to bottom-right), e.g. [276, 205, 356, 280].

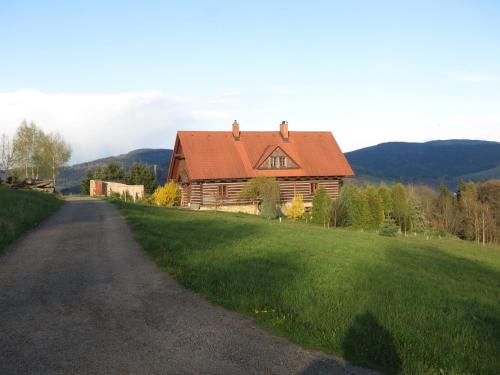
[172, 130, 354, 180]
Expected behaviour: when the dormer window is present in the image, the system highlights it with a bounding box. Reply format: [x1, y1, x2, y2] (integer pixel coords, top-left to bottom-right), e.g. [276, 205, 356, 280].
[256, 146, 299, 170]
[270, 156, 278, 168]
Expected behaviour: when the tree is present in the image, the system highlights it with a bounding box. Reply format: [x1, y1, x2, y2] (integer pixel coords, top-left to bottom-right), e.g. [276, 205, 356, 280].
[435, 184, 459, 234]
[391, 183, 410, 234]
[80, 169, 94, 195]
[477, 180, 500, 244]
[366, 185, 384, 228]
[128, 162, 158, 194]
[261, 194, 279, 219]
[1, 133, 15, 181]
[378, 183, 393, 217]
[101, 162, 126, 181]
[152, 181, 180, 207]
[379, 216, 399, 237]
[350, 187, 370, 228]
[407, 187, 428, 233]
[287, 193, 305, 221]
[312, 187, 332, 227]
[13, 120, 43, 179]
[239, 176, 280, 216]
[332, 185, 354, 227]
[41, 132, 72, 191]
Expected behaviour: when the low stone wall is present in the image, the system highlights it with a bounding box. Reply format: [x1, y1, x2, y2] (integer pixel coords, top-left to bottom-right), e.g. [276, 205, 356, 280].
[90, 180, 144, 201]
[198, 204, 258, 215]
[196, 201, 312, 215]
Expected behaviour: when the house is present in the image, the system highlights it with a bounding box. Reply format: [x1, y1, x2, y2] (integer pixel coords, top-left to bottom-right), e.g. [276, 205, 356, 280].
[90, 179, 144, 201]
[167, 121, 354, 212]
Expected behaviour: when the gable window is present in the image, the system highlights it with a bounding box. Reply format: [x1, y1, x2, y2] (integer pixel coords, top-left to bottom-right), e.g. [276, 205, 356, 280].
[257, 146, 299, 170]
[218, 184, 228, 197]
[270, 156, 279, 168]
[310, 182, 319, 195]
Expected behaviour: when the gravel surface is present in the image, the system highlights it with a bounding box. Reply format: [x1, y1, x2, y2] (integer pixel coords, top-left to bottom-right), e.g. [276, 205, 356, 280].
[0, 197, 374, 375]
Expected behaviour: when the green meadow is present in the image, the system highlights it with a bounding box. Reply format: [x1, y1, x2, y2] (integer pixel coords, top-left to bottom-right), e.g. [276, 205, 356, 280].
[115, 202, 500, 374]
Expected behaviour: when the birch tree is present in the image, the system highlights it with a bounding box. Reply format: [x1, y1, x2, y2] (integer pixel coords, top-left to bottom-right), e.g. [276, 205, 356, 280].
[41, 132, 72, 190]
[1, 133, 15, 181]
[12, 120, 44, 179]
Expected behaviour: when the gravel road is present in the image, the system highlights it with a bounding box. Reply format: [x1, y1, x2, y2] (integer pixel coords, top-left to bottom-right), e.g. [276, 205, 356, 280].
[0, 197, 372, 375]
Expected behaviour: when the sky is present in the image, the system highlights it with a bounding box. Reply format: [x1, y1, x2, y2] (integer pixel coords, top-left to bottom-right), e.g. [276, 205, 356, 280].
[0, 0, 499, 163]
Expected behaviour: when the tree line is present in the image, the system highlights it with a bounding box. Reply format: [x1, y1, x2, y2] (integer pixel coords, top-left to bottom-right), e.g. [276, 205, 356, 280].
[237, 177, 500, 245]
[312, 180, 499, 245]
[0, 121, 72, 189]
[80, 161, 158, 195]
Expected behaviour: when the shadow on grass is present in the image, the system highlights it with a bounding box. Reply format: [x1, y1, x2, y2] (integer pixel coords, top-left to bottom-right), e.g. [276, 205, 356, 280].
[342, 312, 401, 374]
[350, 243, 500, 373]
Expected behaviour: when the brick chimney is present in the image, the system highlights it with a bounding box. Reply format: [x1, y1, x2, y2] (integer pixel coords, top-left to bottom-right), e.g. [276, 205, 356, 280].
[280, 121, 289, 141]
[232, 120, 240, 140]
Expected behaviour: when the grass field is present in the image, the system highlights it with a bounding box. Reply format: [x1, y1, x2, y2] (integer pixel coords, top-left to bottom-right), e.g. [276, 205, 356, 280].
[115, 202, 500, 374]
[0, 187, 63, 252]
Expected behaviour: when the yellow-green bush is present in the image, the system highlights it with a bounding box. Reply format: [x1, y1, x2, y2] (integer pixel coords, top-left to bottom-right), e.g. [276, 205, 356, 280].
[287, 193, 305, 220]
[152, 181, 180, 207]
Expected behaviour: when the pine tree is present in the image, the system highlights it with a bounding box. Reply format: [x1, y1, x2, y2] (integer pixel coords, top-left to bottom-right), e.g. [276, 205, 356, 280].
[128, 162, 158, 194]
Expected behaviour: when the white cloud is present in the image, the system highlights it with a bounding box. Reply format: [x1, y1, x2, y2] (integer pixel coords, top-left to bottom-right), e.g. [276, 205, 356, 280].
[1, 89, 499, 165]
[460, 74, 499, 82]
[0, 90, 232, 164]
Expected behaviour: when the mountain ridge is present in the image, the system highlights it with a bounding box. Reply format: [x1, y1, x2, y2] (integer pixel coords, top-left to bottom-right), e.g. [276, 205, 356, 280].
[345, 139, 500, 187]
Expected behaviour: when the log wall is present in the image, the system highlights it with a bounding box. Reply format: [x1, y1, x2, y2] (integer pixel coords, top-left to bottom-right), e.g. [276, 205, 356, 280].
[187, 178, 341, 207]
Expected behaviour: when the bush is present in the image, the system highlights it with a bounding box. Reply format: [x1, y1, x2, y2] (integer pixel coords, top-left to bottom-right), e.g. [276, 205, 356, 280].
[379, 217, 399, 237]
[287, 193, 305, 220]
[261, 195, 279, 219]
[152, 182, 180, 207]
[312, 187, 332, 226]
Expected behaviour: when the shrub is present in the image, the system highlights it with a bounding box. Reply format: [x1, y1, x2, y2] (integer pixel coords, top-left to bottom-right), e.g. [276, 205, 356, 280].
[152, 181, 180, 207]
[312, 187, 332, 226]
[287, 193, 305, 220]
[379, 217, 399, 237]
[239, 176, 280, 203]
[261, 195, 279, 219]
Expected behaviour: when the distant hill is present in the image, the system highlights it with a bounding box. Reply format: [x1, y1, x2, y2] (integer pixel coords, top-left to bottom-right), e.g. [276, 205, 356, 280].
[59, 139, 500, 194]
[59, 148, 172, 194]
[345, 139, 500, 188]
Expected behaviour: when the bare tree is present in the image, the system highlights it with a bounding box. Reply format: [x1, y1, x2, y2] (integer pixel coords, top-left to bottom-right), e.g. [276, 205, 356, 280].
[1, 133, 15, 181]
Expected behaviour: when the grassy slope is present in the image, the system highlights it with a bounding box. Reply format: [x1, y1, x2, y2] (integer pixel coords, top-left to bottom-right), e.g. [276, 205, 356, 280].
[0, 187, 63, 251]
[115, 202, 500, 374]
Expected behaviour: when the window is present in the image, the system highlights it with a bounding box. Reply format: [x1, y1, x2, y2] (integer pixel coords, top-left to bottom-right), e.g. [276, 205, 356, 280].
[310, 182, 319, 195]
[279, 156, 286, 168]
[218, 184, 228, 197]
[270, 156, 279, 168]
